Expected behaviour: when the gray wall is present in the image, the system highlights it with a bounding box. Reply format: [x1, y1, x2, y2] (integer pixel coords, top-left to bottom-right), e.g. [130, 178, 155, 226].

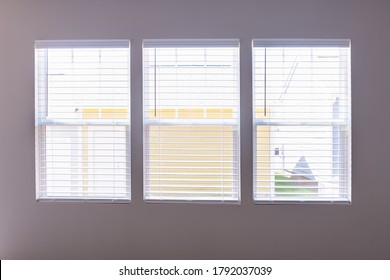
[0, 0, 389, 259]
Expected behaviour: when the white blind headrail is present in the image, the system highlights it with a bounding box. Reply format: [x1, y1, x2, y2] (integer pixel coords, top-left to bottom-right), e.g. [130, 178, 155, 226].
[143, 39, 239, 48]
[35, 39, 130, 49]
[35, 40, 131, 201]
[253, 39, 350, 48]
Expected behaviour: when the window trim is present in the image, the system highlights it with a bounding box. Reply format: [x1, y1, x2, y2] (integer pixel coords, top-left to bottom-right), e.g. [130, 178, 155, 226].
[252, 39, 351, 204]
[142, 39, 241, 203]
[35, 39, 131, 203]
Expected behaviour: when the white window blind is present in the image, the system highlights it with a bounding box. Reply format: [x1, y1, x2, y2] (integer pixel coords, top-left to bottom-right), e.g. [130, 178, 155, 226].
[253, 39, 351, 203]
[143, 39, 240, 202]
[35, 40, 131, 201]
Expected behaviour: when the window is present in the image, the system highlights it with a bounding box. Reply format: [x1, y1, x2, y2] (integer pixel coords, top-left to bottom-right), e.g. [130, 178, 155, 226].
[35, 40, 131, 201]
[253, 39, 351, 203]
[143, 39, 240, 202]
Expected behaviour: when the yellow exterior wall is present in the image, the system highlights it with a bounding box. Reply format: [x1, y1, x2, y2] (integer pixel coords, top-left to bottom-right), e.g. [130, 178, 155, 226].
[146, 108, 236, 199]
[82, 108, 128, 119]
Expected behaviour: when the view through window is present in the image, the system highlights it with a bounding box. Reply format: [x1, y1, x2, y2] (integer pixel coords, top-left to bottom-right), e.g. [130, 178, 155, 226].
[35, 40, 131, 201]
[253, 39, 351, 203]
[143, 39, 240, 202]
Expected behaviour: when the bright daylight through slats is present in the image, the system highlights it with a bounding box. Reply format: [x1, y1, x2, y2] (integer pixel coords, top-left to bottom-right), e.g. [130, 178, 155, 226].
[253, 39, 351, 203]
[143, 39, 240, 202]
[35, 40, 131, 201]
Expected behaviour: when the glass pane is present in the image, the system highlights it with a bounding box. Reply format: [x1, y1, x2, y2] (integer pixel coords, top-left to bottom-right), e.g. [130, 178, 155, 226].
[41, 125, 130, 199]
[255, 125, 349, 200]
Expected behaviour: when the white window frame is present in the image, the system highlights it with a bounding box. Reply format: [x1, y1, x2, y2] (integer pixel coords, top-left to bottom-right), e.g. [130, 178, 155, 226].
[252, 39, 351, 204]
[35, 40, 131, 202]
[143, 39, 241, 203]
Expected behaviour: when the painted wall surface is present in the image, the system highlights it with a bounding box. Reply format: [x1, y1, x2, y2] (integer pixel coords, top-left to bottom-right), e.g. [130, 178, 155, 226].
[1, 0, 389, 259]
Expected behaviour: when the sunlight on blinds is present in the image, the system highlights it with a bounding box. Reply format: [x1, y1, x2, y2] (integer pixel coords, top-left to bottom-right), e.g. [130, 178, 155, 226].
[253, 39, 351, 203]
[143, 39, 240, 202]
[35, 40, 131, 201]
